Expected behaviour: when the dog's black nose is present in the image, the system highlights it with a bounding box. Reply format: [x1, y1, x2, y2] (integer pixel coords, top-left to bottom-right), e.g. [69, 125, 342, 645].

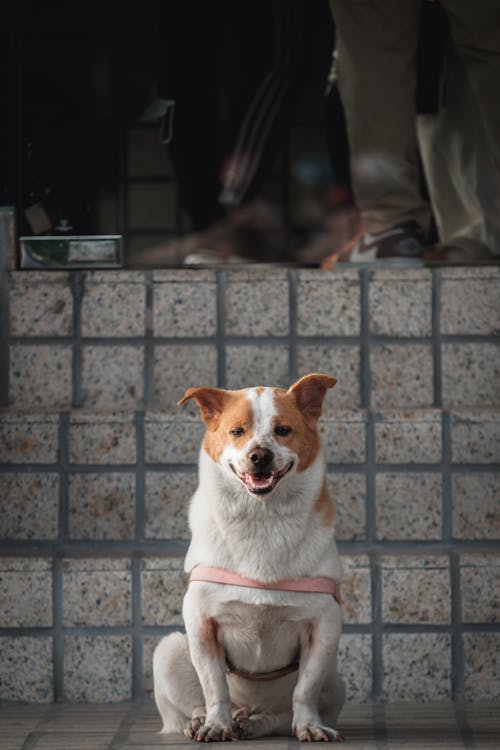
[248, 447, 274, 467]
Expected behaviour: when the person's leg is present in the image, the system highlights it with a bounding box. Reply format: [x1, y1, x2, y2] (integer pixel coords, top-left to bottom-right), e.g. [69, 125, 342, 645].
[328, 0, 430, 235]
[417, 46, 500, 257]
[440, 0, 500, 172]
[218, 0, 306, 208]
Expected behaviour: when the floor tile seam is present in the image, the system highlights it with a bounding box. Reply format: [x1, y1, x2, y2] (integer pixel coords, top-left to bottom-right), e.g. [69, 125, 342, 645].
[287, 269, 298, 381]
[0, 248, 10, 406]
[5, 622, 498, 638]
[7, 333, 500, 344]
[143, 272, 155, 409]
[2, 539, 499, 558]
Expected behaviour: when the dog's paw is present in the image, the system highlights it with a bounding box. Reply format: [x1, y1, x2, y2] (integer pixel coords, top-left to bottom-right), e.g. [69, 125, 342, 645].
[193, 719, 234, 742]
[183, 715, 206, 739]
[293, 724, 344, 742]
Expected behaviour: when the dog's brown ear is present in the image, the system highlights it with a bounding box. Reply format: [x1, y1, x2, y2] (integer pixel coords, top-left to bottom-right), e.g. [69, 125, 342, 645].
[178, 387, 229, 429]
[288, 373, 336, 424]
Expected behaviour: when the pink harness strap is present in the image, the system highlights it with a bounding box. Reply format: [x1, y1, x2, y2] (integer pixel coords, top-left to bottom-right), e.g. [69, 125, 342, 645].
[189, 565, 341, 605]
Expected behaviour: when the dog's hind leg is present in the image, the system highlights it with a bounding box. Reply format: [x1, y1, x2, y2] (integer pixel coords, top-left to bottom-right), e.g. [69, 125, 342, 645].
[232, 706, 293, 738]
[153, 632, 206, 736]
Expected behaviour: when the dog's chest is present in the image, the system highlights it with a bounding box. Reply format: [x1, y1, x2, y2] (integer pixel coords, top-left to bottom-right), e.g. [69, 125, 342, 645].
[214, 602, 303, 671]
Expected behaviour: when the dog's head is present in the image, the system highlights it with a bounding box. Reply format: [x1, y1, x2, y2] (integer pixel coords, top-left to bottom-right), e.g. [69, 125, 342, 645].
[178, 373, 336, 496]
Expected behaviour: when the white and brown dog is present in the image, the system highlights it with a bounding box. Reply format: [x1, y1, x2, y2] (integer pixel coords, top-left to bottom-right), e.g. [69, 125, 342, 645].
[153, 373, 344, 742]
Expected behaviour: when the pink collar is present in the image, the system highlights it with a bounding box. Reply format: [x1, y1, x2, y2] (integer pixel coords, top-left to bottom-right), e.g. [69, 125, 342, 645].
[189, 565, 341, 605]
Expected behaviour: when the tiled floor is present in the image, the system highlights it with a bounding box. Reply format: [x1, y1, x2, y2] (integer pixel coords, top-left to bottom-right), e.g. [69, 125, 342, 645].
[0, 703, 498, 750]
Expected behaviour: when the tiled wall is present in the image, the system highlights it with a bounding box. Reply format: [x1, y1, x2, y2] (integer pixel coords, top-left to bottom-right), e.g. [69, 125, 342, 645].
[0, 266, 499, 704]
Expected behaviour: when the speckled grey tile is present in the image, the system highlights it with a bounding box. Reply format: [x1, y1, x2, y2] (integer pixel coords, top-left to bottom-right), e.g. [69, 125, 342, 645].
[0, 636, 53, 702]
[442, 343, 500, 408]
[141, 557, 185, 626]
[0, 473, 59, 540]
[63, 635, 132, 702]
[224, 275, 289, 337]
[145, 416, 204, 464]
[296, 346, 361, 410]
[375, 410, 442, 464]
[460, 553, 500, 623]
[9, 345, 72, 409]
[225, 345, 290, 390]
[297, 269, 361, 336]
[69, 414, 136, 464]
[370, 344, 434, 409]
[145, 472, 196, 539]
[320, 413, 367, 464]
[68, 473, 135, 539]
[153, 344, 218, 410]
[440, 274, 500, 335]
[463, 634, 500, 701]
[328, 472, 366, 540]
[376, 473, 443, 540]
[62, 558, 132, 626]
[81, 274, 146, 337]
[338, 633, 372, 703]
[9, 272, 73, 337]
[153, 276, 217, 337]
[143, 635, 161, 699]
[0, 558, 53, 627]
[340, 555, 371, 624]
[381, 556, 451, 624]
[368, 269, 432, 337]
[382, 633, 451, 701]
[82, 345, 144, 410]
[451, 411, 500, 463]
[0, 414, 59, 463]
[452, 473, 500, 540]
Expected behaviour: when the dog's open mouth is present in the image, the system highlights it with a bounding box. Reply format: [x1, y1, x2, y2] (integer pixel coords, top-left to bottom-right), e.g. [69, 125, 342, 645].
[231, 462, 293, 495]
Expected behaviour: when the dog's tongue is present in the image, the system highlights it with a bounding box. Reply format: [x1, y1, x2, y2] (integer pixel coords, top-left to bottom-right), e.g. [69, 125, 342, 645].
[245, 472, 273, 491]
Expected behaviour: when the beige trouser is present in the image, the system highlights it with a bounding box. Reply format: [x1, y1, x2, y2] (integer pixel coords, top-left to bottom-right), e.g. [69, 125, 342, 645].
[329, 0, 500, 241]
[417, 47, 500, 255]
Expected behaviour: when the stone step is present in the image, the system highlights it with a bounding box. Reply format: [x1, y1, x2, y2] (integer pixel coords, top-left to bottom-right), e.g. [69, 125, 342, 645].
[2, 266, 499, 412]
[0, 262, 499, 705]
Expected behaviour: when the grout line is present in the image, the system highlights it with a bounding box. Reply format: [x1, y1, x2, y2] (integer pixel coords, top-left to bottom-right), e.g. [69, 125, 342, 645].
[432, 269, 443, 407]
[58, 413, 70, 542]
[8, 331, 500, 345]
[52, 557, 64, 701]
[360, 269, 371, 409]
[132, 411, 146, 700]
[216, 270, 227, 388]
[144, 272, 155, 408]
[131, 555, 144, 701]
[53, 412, 70, 700]
[0, 247, 10, 407]
[454, 704, 476, 750]
[3, 539, 500, 558]
[288, 269, 298, 380]
[450, 550, 465, 703]
[373, 703, 389, 749]
[442, 409, 465, 701]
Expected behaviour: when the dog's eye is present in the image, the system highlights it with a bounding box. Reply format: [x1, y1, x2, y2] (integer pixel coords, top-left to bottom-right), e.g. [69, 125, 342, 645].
[231, 427, 245, 437]
[275, 425, 292, 437]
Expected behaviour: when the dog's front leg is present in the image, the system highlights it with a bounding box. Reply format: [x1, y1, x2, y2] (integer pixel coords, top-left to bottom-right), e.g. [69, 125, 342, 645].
[292, 605, 343, 742]
[184, 599, 233, 741]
